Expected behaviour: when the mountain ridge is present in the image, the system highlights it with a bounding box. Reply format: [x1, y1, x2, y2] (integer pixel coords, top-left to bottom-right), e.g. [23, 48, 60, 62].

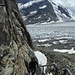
[17, 0, 75, 24]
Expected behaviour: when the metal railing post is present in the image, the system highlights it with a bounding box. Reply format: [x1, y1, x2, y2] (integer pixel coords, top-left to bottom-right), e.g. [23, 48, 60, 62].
[63, 68, 72, 75]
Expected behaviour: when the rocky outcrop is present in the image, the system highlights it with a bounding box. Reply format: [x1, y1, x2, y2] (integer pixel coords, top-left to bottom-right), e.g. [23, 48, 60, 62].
[0, 0, 36, 75]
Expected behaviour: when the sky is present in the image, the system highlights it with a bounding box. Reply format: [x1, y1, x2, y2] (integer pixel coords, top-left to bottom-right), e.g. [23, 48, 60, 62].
[51, 0, 75, 14]
[52, 0, 75, 7]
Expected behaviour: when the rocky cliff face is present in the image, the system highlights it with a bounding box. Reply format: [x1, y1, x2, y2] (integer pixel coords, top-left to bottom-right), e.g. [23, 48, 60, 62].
[0, 0, 35, 75]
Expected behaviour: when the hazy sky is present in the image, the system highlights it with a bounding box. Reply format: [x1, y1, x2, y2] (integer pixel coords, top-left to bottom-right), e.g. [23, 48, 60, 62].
[52, 0, 75, 7]
[52, 0, 75, 13]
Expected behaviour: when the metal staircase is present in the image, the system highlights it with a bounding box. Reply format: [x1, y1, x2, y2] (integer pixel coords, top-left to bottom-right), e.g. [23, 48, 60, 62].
[37, 63, 72, 75]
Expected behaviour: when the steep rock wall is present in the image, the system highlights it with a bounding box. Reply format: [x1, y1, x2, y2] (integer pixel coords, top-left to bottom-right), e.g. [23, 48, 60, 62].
[0, 0, 35, 75]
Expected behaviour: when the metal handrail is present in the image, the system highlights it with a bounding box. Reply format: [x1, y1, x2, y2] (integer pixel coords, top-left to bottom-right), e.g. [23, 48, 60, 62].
[0, 4, 5, 6]
[37, 64, 72, 75]
[38, 63, 58, 75]
[0, 0, 5, 6]
[63, 68, 72, 75]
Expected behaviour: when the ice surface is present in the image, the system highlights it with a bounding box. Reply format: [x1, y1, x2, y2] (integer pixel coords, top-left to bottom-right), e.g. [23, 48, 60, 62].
[34, 51, 47, 73]
[34, 51, 53, 75]
[38, 39, 49, 42]
[27, 22, 75, 40]
[37, 44, 52, 47]
[54, 47, 75, 54]
[59, 40, 67, 44]
[34, 51, 47, 65]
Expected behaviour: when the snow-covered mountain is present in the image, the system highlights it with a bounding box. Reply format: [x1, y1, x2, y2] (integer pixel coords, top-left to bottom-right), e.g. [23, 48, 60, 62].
[17, 0, 75, 24]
